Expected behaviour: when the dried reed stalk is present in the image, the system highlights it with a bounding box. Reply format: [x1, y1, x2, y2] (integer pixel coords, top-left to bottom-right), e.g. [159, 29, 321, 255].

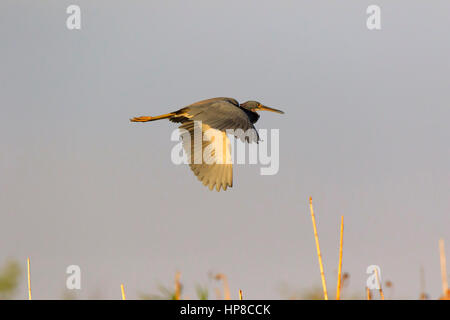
[366, 287, 371, 300]
[309, 197, 328, 300]
[121, 284, 126, 300]
[374, 267, 384, 300]
[175, 271, 181, 300]
[439, 239, 448, 297]
[336, 215, 344, 300]
[27, 257, 32, 300]
[214, 273, 230, 300]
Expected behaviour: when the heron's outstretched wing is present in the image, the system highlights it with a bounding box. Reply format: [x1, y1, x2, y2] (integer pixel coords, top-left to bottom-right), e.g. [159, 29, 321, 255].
[171, 98, 259, 143]
[179, 121, 233, 191]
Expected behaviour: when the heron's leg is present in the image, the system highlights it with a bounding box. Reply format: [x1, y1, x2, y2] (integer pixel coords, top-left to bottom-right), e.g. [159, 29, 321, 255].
[130, 113, 175, 122]
[130, 116, 153, 122]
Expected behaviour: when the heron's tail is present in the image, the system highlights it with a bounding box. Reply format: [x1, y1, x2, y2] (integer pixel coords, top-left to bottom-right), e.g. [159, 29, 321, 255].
[130, 112, 175, 122]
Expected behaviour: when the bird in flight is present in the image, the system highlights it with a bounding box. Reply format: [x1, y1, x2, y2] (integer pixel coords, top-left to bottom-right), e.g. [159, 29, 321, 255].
[130, 97, 283, 191]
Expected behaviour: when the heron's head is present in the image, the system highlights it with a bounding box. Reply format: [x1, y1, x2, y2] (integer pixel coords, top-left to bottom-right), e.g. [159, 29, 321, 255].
[240, 101, 284, 114]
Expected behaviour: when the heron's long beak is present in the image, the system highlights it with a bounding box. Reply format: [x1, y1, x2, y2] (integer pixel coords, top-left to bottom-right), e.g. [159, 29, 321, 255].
[257, 105, 284, 114]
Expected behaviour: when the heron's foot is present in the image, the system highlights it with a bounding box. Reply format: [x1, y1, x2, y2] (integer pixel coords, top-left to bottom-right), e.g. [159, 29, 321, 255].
[130, 116, 152, 122]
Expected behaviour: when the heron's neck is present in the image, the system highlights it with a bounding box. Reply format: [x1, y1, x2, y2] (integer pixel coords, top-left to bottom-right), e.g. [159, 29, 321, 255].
[240, 107, 260, 124]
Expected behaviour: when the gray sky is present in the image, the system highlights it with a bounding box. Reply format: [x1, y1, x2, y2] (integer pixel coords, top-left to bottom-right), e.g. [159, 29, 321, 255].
[1, 0, 449, 299]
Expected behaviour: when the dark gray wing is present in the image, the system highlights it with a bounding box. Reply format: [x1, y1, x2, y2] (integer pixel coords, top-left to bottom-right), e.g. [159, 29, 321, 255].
[184, 98, 259, 143]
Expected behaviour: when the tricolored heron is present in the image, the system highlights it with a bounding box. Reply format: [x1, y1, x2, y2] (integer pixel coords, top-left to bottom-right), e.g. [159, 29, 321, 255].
[130, 97, 283, 191]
